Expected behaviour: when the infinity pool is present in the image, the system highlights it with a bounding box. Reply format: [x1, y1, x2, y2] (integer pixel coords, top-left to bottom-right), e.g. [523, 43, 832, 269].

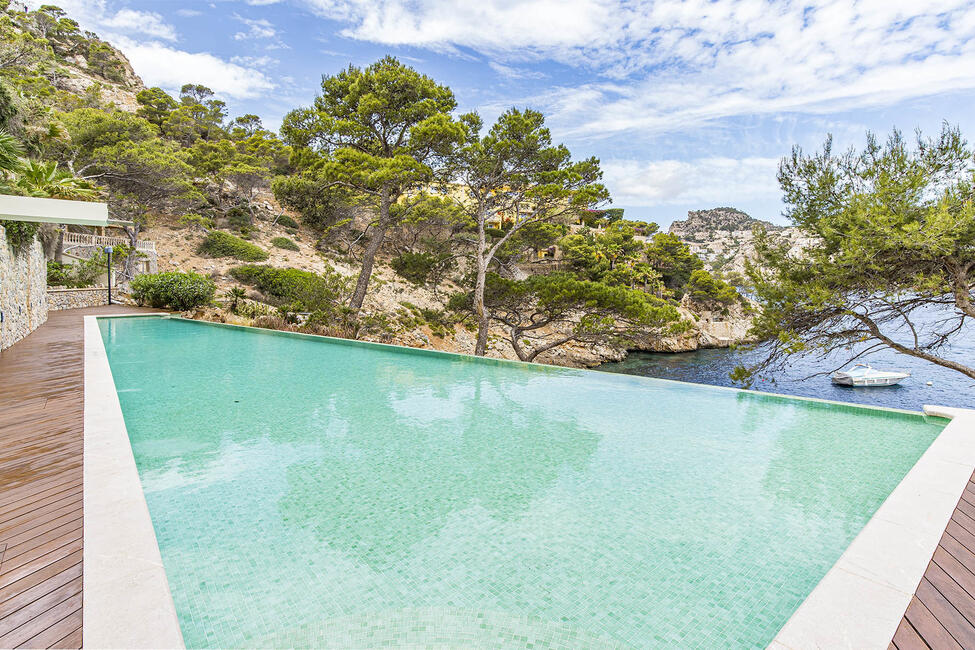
[98, 316, 946, 648]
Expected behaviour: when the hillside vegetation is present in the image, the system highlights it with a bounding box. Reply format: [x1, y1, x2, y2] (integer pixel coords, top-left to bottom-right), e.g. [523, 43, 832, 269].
[0, 3, 754, 366]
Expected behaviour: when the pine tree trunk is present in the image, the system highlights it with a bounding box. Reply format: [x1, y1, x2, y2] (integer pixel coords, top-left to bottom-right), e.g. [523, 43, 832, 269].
[349, 189, 391, 311]
[474, 210, 490, 356]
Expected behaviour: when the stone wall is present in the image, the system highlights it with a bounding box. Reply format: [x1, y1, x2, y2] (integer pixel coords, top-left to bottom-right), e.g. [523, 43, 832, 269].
[47, 286, 110, 311]
[0, 225, 49, 351]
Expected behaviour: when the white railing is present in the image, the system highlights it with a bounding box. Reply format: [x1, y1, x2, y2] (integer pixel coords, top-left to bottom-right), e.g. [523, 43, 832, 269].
[63, 231, 156, 253]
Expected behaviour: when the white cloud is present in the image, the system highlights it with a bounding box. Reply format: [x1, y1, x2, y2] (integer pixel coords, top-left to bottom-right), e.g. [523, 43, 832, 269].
[601, 157, 781, 207]
[112, 36, 275, 99]
[489, 62, 546, 80]
[230, 55, 279, 68]
[233, 15, 278, 40]
[300, 0, 975, 137]
[38, 1, 180, 42]
[101, 8, 178, 40]
[176, 9, 203, 17]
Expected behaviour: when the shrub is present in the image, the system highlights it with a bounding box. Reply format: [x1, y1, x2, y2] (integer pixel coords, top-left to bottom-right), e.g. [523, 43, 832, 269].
[1, 221, 39, 254]
[230, 264, 348, 312]
[226, 207, 251, 230]
[47, 261, 74, 286]
[253, 315, 291, 330]
[199, 231, 268, 261]
[685, 269, 739, 305]
[130, 272, 216, 310]
[178, 213, 215, 229]
[276, 214, 299, 229]
[46, 249, 129, 288]
[390, 251, 452, 286]
[271, 236, 299, 251]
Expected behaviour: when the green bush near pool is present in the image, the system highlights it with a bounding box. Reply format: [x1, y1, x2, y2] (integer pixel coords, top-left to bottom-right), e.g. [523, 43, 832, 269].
[230, 264, 348, 311]
[199, 231, 268, 261]
[131, 272, 216, 310]
[271, 236, 299, 251]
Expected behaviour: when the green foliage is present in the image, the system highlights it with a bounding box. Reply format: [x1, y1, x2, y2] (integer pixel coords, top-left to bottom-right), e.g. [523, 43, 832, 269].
[271, 173, 348, 231]
[461, 272, 684, 361]
[741, 124, 975, 382]
[281, 55, 465, 309]
[684, 269, 739, 305]
[135, 87, 177, 126]
[46, 251, 118, 287]
[130, 272, 216, 310]
[46, 260, 72, 286]
[578, 208, 626, 227]
[276, 214, 299, 229]
[0, 127, 23, 173]
[560, 223, 646, 283]
[230, 264, 349, 312]
[395, 301, 458, 338]
[0, 81, 16, 131]
[198, 231, 268, 261]
[391, 250, 451, 285]
[177, 213, 214, 229]
[225, 206, 251, 230]
[224, 286, 247, 313]
[271, 236, 299, 251]
[1, 220, 38, 253]
[644, 232, 704, 292]
[497, 221, 566, 261]
[12, 159, 97, 198]
[86, 40, 125, 82]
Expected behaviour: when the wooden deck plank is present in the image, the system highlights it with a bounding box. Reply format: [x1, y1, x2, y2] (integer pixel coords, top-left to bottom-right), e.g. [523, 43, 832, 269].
[0, 564, 82, 622]
[915, 578, 975, 648]
[0, 306, 158, 649]
[1, 521, 84, 566]
[893, 471, 975, 648]
[891, 617, 929, 650]
[0, 593, 81, 648]
[22, 608, 82, 650]
[49, 627, 82, 650]
[0, 482, 83, 518]
[904, 597, 959, 650]
[0, 580, 81, 637]
[933, 546, 975, 601]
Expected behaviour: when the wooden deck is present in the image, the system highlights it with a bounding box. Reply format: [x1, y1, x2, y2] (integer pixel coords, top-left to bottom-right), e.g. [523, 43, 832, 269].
[891, 469, 975, 650]
[0, 306, 154, 649]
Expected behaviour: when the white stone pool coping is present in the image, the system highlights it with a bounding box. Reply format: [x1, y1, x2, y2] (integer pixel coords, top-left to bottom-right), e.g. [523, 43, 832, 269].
[83, 314, 185, 649]
[82, 313, 972, 649]
[771, 404, 975, 650]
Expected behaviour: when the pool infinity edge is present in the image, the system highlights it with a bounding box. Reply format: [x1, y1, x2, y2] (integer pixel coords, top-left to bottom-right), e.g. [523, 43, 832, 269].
[82, 314, 974, 649]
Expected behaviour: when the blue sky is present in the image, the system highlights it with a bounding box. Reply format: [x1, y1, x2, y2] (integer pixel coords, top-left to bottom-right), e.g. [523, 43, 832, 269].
[44, 0, 975, 227]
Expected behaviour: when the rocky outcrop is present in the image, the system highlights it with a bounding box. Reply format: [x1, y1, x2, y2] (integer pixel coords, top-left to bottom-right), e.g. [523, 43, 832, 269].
[0, 228, 48, 350]
[54, 45, 144, 112]
[668, 207, 816, 277]
[629, 295, 754, 354]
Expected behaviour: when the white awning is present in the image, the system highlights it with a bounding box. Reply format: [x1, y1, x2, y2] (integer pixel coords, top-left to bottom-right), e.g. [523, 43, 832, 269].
[0, 194, 110, 226]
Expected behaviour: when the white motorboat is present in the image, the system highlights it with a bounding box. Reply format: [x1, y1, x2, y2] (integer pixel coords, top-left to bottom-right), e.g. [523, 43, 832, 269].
[831, 363, 910, 387]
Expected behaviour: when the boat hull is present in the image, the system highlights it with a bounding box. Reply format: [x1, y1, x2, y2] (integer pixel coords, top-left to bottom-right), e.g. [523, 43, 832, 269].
[831, 374, 908, 387]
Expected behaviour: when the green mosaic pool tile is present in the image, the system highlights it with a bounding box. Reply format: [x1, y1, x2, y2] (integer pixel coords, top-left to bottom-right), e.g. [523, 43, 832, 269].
[99, 316, 945, 648]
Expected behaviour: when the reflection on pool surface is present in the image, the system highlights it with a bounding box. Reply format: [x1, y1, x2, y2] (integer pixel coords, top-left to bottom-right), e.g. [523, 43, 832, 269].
[99, 316, 946, 648]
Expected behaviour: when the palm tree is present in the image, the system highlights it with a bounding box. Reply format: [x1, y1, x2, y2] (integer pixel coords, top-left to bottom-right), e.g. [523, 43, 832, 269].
[14, 159, 98, 199]
[0, 129, 23, 191]
[225, 286, 247, 313]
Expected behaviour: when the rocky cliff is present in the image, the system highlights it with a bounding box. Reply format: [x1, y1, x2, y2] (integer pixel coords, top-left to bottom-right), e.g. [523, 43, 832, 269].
[668, 207, 815, 278]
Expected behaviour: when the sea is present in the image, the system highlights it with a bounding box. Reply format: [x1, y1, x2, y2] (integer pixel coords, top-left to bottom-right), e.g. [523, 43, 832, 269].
[598, 312, 975, 412]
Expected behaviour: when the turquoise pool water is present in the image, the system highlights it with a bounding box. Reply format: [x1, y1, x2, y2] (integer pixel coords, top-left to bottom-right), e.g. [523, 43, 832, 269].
[98, 316, 946, 649]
